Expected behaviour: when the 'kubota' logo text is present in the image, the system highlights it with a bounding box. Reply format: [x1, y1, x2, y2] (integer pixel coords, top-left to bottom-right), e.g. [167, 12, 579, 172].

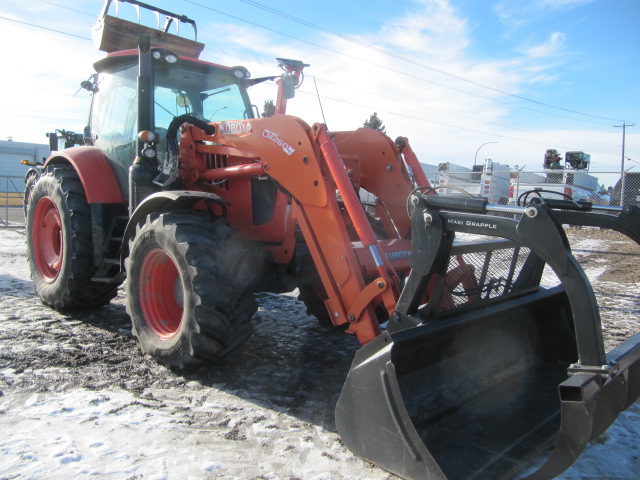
[385, 250, 411, 261]
[220, 122, 252, 135]
[262, 129, 295, 155]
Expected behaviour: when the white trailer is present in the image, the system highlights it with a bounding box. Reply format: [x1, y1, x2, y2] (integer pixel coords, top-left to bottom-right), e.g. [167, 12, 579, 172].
[435, 159, 511, 204]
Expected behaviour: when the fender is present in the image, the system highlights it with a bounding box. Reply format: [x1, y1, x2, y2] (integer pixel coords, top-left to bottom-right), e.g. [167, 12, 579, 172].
[120, 190, 229, 268]
[45, 146, 124, 204]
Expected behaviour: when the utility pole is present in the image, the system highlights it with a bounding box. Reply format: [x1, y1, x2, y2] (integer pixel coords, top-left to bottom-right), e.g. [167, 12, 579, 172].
[614, 122, 634, 206]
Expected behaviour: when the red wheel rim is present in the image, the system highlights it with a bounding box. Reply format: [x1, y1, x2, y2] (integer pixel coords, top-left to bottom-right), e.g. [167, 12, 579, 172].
[139, 248, 184, 339]
[32, 197, 63, 282]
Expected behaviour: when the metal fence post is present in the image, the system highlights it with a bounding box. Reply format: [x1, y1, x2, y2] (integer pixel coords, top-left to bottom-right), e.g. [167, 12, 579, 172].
[4, 176, 8, 227]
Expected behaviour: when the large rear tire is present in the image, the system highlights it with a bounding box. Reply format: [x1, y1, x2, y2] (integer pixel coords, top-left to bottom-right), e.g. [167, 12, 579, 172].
[26, 165, 119, 309]
[125, 211, 259, 368]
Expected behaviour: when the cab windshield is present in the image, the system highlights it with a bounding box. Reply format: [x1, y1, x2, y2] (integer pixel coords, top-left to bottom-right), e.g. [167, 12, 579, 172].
[91, 56, 253, 143]
[153, 60, 254, 129]
[90, 56, 254, 191]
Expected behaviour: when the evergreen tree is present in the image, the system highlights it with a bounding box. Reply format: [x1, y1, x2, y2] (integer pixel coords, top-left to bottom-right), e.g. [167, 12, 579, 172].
[262, 100, 276, 118]
[363, 112, 386, 134]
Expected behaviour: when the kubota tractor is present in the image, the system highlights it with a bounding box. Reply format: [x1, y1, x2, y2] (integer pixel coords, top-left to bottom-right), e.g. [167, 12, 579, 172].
[24, 1, 640, 479]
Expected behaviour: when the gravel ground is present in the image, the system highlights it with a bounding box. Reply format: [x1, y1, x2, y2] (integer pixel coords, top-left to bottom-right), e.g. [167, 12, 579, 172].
[0, 226, 639, 479]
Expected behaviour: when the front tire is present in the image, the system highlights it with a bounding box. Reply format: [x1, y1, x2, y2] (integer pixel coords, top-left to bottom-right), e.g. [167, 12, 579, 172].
[125, 211, 259, 368]
[26, 165, 119, 309]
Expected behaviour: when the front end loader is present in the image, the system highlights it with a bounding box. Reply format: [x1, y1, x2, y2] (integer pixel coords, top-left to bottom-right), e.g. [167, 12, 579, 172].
[336, 195, 640, 479]
[23, 1, 640, 479]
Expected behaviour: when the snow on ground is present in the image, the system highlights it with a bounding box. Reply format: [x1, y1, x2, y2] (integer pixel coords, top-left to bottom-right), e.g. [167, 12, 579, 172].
[1, 227, 639, 480]
[1, 387, 378, 480]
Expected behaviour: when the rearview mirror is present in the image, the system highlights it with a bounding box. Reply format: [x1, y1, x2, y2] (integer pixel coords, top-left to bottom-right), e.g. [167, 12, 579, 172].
[47, 132, 58, 151]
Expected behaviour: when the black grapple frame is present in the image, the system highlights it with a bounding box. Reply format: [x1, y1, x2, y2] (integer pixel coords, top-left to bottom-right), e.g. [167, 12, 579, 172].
[337, 196, 640, 480]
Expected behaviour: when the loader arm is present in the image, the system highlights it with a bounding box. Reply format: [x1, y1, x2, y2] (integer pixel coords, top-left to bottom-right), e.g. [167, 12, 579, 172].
[177, 117, 412, 344]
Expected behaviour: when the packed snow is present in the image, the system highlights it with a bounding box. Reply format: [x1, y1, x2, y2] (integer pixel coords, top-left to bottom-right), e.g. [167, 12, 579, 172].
[1, 226, 639, 479]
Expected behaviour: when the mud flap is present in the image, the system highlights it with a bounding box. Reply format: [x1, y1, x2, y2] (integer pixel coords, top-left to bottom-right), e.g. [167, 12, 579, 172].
[336, 196, 640, 480]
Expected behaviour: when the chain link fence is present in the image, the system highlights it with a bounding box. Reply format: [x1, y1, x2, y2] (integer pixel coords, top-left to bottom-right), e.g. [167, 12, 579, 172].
[4, 168, 640, 228]
[428, 168, 639, 208]
[0, 175, 26, 228]
[509, 170, 639, 206]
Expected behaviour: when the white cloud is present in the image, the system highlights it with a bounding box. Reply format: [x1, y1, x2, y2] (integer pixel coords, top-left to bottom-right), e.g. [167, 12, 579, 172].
[520, 32, 566, 59]
[377, 0, 469, 60]
[494, 0, 595, 28]
[0, 19, 96, 143]
[212, 0, 595, 169]
[0, 0, 625, 171]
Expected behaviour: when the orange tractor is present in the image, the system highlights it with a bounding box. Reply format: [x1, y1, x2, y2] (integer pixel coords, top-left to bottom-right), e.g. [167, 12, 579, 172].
[25, 1, 640, 479]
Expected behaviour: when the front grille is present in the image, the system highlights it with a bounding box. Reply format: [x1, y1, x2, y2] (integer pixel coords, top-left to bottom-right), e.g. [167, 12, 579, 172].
[205, 153, 229, 190]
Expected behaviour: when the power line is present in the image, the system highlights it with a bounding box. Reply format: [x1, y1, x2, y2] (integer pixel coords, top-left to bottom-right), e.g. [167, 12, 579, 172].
[7, 0, 631, 128]
[291, 87, 621, 156]
[225, 0, 625, 124]
[0, 15, 91, 41]
[34, 0, 94, 17]
[309, 76, 620, 149]
[200, 42, 620, 149]
[26, 0, 632, 129]
[184, 0, 621, 127]
[198, 44, 621, 150]
[8, 1, 628, 129]
[1, 7, 626, 157]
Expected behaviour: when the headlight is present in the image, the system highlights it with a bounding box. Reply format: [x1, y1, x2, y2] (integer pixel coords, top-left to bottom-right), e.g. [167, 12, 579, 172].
[233, 68, 250, 79]
[142, 146, 157, 159]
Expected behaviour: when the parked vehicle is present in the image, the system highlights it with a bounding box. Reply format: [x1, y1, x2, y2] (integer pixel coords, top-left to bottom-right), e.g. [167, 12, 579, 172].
[435, 158, 511, 204]
[23, 3, 640, 479]
[509, 150, 606, 206]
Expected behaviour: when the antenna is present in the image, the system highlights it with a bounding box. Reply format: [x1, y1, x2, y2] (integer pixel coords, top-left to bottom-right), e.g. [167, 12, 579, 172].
[313, 77, 328, 128]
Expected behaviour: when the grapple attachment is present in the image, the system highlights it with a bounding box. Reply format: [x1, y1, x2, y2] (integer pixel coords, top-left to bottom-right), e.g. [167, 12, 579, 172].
[336, 197, 640, 480]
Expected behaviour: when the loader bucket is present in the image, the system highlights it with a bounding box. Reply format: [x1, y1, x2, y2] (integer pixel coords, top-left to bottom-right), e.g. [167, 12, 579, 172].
[336, 197, 640, 480]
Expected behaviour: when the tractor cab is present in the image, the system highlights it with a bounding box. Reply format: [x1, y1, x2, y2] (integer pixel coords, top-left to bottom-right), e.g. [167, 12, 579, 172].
[83, 50, 255, 195]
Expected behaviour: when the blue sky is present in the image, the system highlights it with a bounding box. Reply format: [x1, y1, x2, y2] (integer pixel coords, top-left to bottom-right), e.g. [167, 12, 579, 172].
[0, 0, 638, 172]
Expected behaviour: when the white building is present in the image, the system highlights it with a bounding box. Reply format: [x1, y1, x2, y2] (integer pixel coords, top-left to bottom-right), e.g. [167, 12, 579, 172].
[0, 139, 50, 192]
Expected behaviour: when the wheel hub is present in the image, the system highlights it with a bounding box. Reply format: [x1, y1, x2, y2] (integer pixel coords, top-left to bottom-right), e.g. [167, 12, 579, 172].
[139, 248, 184, 339]
[32, 197, 63, 282]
